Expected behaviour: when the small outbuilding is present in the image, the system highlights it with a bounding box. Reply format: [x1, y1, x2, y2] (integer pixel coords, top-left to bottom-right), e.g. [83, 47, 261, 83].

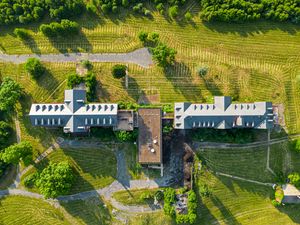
[282, 184, 300, 204]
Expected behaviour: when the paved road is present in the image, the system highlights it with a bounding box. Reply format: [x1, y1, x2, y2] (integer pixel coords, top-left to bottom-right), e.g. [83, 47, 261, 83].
[0, 48, 153, 68]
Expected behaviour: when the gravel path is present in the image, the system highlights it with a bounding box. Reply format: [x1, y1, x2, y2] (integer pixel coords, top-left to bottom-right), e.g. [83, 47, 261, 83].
[0, 48, 153, 68]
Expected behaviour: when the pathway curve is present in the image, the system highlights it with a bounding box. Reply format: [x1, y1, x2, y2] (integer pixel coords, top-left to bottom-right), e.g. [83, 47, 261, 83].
[0, 48, 153, 68]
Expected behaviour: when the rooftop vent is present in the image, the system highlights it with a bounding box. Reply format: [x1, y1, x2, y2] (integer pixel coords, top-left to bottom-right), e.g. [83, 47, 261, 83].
[150, 148, 155, 153]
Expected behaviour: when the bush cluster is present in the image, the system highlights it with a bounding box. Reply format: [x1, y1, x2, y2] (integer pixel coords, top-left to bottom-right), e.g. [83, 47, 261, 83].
[24, 58, 45, 79]
[40, 19, 80, 37]
[288, 172, 300, 189]
[0, 77, 22, 112]
[67, 71, 97, 101]
[91, 0, 187, 17]
[200, 0, 300, 23]
[13, 28, 30, 40]
[176, 190, 197, 224]
[138, 31, 177, 67]
[112, 64, 127, 79]
[0, 0, 84, 25]
[163, 188, 176, 218]
[114, 129, 138, 142]
[0, 141, 33, 166]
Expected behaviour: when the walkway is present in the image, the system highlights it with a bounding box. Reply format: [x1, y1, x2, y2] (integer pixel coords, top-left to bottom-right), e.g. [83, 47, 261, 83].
[0, 48, 153, 68]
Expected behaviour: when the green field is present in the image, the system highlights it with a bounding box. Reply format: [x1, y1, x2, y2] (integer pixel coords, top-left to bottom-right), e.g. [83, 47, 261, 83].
[112, 188, 159, 206]
[0, 196, 69, 225]
[21, 147, 117, 194]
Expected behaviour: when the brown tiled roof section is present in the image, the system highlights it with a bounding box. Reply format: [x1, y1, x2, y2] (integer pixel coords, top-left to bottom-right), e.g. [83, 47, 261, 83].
[138, 108, 162, 164]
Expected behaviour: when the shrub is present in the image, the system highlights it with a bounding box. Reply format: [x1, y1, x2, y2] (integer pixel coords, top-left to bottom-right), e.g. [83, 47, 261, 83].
[164, 187, 176, 203]
[35, 161, 74, 198]
[156, 3, 164, 14]
[272, 199, 281, 206]
[25, 58, 45, 79]
[40, 20, 80, 37]
[0, 121, 11, 149]
[140, 192, 153, 201]
[199, 183, 212, 197]
[197, 66, 209, 76]
[81, 60, 93, 70]
[168, 5, 179, 18]
[138, 31, 149, 43]
[288, 172, 300, 189]
[147, 32, 160, 44]
[155, 190, 164, 201]
[163, 203, 176, 218]
[163, 124, 173, 134]
[67, 73, 84, 88]
[85, 72, 97, 101]
[86, 3, 98, 15]
[184, 11, 192, 21]
[144, 9, 151, 16]
[14, 28, 30, 40]
[112, 64, 127, 79]
[24, 172, 37, 188]
[114, 130, 138, 142]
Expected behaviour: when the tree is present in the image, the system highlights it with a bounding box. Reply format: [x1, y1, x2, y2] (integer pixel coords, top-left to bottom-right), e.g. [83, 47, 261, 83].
[184, 11, 192, 21]
[112, 64, 127, 79]
[197, 66, 209, 76]
[35, 161, 74, 198]
[85, 72, 97, 101]
[288, 172, 300, 188]
[168, 5, 179, 18]
[114, 130, 138, 142]
[0, 77, 22, 111]
[14, 28, 30, 40]
[0, 121, 11, 149]
[67, 73, 84, 88]
[0, 141, 33, 165]
[150, 43, 177, 66]
[25, 58, 45, 79]
[138, 31, 148, 43]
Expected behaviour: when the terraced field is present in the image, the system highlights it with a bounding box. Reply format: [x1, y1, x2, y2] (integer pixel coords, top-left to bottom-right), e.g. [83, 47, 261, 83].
[196, 171, 300, 225]
[198, 142, 293, 183]
[0, 196, 69, 225]
[21, 147, 117, 194]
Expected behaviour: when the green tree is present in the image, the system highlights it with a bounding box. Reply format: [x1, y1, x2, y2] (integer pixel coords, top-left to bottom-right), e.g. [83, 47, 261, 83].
[138, 31, 148, 43]
[0, 121, 11, 149]
[112, 64, 127, 79]
[0, 141, 33, 165]
[0, 77, 22, 111]
[184, 11, 192, 21]
[150, 43, 177, 66]
[67, 73, 84, 88]
[168, 5, 179, 18]
[114, 130, 138, 142]
[288, 172, 300, 188]
[35, 161, 74, 198]
[25, 58, 45, 79]
[85, 72, 97, 101]
[14, 28, 30, 40]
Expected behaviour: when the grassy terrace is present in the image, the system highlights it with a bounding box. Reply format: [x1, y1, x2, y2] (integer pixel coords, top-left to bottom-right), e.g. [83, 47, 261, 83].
[0, 196, 69, 225]
[112, 188, 159, 206]
[21, 147, 117, 194]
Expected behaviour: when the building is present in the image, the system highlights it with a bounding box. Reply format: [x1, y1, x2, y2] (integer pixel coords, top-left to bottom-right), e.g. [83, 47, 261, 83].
[174, 96, 273, 130]
[137, 108, 163, 175]
[282, 184, 300, 204]
[29, 89, 118, 133]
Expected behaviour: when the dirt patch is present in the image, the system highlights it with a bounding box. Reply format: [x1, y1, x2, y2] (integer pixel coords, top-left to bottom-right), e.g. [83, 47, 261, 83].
[76, 63, 88, 76]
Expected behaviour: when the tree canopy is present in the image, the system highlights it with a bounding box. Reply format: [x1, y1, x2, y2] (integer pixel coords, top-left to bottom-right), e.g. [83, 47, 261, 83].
[35, 161, 75, 198]
[0, 121, 11, 149]
[288, 172, 300, 189]
[0, 0, 84, 25]
[0, 77, 22, 111]
[150, 43, 177, 67]
[0, 141, 33, 165]
[24, 58, 45, 79]
[112, 64, 127, 79]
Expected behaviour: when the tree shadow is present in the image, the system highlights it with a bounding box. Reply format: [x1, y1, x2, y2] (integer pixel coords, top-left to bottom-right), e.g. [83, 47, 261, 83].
[203, 20, 300, 37]
[35, 67, 60, 95]
[163, 61, 203, 101]
[59, 194, 112, 225]
[47, 31, 93, 53]
[200, 75, 223, 97]
[20, 36, 41, 55]
[59, 146, 117, 194]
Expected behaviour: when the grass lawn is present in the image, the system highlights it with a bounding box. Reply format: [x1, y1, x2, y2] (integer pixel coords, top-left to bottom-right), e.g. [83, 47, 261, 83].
[21, 147, 117, 194]
[198, 146, 275, 182]
[0, 196, 69, 225]
[59, 197, 112, 225]
[112, 188, 160, 206]
[195, 170, 300, 225]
